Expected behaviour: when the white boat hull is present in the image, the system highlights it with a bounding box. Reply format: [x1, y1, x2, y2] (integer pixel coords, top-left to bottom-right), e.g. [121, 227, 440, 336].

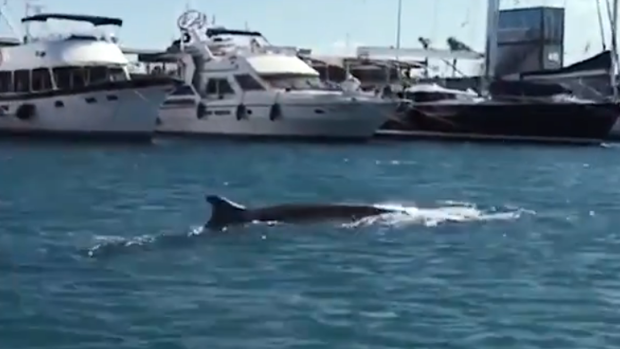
[157, 101, 392, 140]
[0, 85, 169, 142]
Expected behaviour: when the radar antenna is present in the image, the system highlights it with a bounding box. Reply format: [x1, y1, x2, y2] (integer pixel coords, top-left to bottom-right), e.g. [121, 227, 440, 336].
[177, 9, 207, 31]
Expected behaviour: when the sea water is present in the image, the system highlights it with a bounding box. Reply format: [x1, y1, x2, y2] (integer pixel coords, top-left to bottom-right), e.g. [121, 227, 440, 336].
[0, 139, 619, 349]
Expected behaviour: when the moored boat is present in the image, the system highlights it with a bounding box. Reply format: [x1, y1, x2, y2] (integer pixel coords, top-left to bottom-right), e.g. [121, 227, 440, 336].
[133, 10, 394, 142]
[0, 13, 177, 142]
[380, 81, 619, 145]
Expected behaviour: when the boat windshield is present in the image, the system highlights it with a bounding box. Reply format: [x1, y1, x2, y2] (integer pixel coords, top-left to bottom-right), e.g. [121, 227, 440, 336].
[403, 90, 478, 103]
[260, 73, 326, 90]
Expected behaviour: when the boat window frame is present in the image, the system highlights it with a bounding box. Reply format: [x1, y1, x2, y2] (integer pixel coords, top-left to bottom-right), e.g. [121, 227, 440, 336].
[108, 66, 129, 82]
[260, 73, 325, 90]
[170, 85, 195, 96]
[71, 67, 87, 89]
[234, 74, 265, 91]
[13, 69, 30, 93]
[205, 78, 236, 98]
[406, 91, 459, 103]
[30, 68, 53, 92]
[0, 64, 128, 94]
[0, 71, 12, 93]
[86, 65, 109, 85]
[52, 65, 129, 91]
[52, 67, 74, 90]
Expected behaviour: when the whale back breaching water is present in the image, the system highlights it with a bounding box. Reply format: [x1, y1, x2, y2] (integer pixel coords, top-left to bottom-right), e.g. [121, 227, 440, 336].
[205, 195, 400, 229]
[86, 199, 528, 258]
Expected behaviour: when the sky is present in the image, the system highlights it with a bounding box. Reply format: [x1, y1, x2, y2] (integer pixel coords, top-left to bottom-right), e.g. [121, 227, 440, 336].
[0, 0, 615, 67]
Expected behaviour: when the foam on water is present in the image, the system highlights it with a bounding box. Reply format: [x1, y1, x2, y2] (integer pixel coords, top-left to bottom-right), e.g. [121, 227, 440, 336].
[343, 201, 529, 228]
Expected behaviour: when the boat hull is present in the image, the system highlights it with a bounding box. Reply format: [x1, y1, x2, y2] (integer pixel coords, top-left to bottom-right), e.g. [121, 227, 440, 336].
[0, 81, 173, 143]
[382, 102, 620, 144]
[156, 101, 392, 141]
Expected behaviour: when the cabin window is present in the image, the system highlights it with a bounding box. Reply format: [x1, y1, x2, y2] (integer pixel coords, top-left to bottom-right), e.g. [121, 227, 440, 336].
[219, 80, 234, 94]
[406, 92, 457, 103]
[87, 66, 108, 85]
[162, 99, 197, 106]
[53, 67, 73, 90]
[31, 68, 53, 92]
[0, 71, 12, 93]
[52, 67, 88, 90]
[234, 74, 264, 91]
[109, 67, 127, 82]
[170, 85, 195, 96]
[205, 79, 217, 94]
[205, 78, 235, 96]
[54, 66, 127, 90]
[13, 70, 30, 93]
[71, 68, 87, 89]
[260, 73, 324, 90]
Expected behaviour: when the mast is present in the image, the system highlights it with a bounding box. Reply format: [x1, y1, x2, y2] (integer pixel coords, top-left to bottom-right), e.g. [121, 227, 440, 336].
[596, 0, 607, 50]
[483, 0, 500, 82]
[395, 0, 402, 86]
[610, 0, 618, 101]
[24, 0, 31, 41]
[395, 0, 402, 56]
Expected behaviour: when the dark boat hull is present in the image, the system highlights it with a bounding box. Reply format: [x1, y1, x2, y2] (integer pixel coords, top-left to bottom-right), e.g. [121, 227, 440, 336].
[382, 102, 620, 143]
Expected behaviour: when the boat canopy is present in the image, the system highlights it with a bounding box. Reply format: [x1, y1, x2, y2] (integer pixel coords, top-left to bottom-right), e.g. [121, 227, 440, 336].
[206, 28, 262, 38]
[21, 13, 123, 27]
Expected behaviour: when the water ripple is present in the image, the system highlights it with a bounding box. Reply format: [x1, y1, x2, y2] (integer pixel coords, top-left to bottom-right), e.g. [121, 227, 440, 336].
[1, 141, 619, 348]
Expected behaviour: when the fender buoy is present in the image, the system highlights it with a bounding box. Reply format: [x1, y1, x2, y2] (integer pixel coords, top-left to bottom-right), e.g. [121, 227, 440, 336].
[16, 104, 35, 120]
[196, 102, 207, 119]
[156, 117, 162, 126]
[269, 103, 281, 121]
[236, 104, 247, 120]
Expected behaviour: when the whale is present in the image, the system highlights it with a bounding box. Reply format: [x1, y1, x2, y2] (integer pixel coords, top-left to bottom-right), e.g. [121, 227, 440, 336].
[204, 195, 400, 229]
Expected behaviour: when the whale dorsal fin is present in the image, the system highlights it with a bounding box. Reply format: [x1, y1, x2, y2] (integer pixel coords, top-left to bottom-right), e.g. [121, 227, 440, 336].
[205, 195, 247, 228]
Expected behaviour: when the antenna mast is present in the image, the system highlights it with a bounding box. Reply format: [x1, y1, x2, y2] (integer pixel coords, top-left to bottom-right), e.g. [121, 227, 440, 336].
[610, 0, 619, 101]
[596, 0, 607, 50]
[395, 0, 402, 60]
[24, 0, 30, 40]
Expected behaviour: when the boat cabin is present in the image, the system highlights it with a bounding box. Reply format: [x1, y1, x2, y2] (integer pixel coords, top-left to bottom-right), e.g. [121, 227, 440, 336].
[139, 25, 326, 100]
[0, 13, 131, 95]
[194, 53, 323, 97]
[0, 65, 127, 94]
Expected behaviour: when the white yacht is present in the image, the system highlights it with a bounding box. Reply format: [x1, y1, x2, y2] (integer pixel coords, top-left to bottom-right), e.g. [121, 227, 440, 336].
[0, 13, 177, 142]
[151, 10, 393, 141]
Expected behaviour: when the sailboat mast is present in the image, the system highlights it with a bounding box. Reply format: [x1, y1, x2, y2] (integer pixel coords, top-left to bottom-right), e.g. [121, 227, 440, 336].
[395, 0, 402, 59]
[596, 0, 607, 50]
[484, 0, 500, 81]
[611, 0, 618, 101]
[394, 0, 403, 86]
